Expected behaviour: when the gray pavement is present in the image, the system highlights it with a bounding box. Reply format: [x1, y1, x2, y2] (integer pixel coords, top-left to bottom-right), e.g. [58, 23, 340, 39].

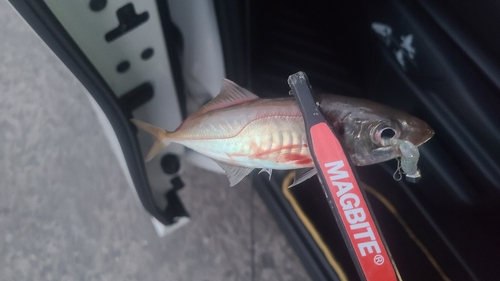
[0, 2, 310, 280]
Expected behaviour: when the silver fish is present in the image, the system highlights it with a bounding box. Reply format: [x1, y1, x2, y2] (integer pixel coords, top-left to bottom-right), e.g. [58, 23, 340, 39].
[132, 79, 434, 186]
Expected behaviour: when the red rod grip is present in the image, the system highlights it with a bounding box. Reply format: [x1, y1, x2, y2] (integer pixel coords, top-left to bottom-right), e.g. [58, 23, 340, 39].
[310, 123, 398, 281]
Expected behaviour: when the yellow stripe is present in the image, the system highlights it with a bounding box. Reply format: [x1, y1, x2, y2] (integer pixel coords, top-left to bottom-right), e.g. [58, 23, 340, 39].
[281, 172, 349, 281]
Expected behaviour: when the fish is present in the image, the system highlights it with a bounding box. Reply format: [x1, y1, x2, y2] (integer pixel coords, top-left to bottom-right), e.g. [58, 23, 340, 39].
[131, 79, 434, 186]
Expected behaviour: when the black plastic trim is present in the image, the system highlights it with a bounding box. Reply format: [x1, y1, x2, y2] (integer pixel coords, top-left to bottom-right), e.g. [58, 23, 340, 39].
[418, 0, 500, 92]
[155, 0, 187, 119]
[213, 0, 250, 87]
[390, 0, 500, 191]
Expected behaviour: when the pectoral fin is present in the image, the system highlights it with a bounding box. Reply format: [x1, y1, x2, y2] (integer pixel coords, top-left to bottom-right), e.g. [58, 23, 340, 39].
[258, 168, 273, 180]
[289, 168, 318, 188]
[213, 160, 254, 187]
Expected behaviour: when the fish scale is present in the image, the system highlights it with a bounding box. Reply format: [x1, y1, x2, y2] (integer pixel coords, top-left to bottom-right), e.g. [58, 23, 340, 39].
[177, 114, 312, 169]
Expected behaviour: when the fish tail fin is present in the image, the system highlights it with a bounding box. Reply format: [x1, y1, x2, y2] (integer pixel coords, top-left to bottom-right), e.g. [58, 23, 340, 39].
[130, 119, 171, 162]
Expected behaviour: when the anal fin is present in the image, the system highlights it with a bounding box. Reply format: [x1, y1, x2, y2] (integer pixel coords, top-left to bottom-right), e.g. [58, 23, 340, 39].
[213, 160, 254, 187]
[289, 168, 318, 188]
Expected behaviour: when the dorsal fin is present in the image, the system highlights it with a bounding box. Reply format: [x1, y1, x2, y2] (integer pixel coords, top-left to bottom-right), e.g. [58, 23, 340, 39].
[189, 79, 259, 119]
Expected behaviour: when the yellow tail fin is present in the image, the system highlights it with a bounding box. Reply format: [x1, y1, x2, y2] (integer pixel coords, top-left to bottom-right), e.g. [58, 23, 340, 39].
[130, 119, 171, 162]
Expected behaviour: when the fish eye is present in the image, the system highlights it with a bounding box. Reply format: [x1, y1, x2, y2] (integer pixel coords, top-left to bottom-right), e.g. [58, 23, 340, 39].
[380, 127, 396, 139]
[371, 121, 401, 145]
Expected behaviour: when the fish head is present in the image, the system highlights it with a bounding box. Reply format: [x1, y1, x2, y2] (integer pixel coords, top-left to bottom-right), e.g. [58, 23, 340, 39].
[320, 95, 434, 166]
[343, 108, 434, 166]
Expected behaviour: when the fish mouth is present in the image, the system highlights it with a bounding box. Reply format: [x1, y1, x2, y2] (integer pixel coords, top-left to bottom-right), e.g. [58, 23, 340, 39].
[352, 145, 401, 166]
[412, 126, 435, 147]
[393, 118, 435, 148]
[367, 125, 434, 164]
[376, 125, 433, 153]
[373, 145, 400, 157]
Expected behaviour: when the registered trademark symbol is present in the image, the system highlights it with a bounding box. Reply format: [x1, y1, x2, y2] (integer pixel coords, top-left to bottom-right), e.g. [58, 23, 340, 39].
[374, 254, 384, 265]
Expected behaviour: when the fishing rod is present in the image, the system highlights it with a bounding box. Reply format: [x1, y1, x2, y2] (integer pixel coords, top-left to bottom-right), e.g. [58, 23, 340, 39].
[288, 71, 401, 281]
